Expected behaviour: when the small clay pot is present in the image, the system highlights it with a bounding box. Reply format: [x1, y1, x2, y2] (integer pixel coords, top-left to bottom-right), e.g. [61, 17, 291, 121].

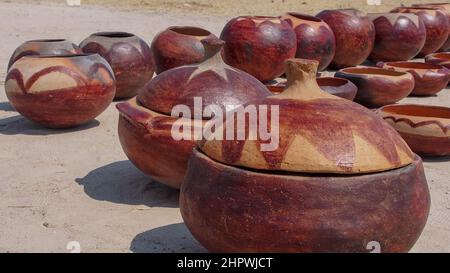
[80, 32, 155, 99]
[378, 104, 450, 157]
[316, 9, 375, 69]
[378, 61, 450, 96]
[8, 39, 81, 70]
[5, 54, 116, 128]
[368, 13, 426, 63]
[391, 7, 449, 57]
[413, 3, 450, 51]
[151, 26, 218, 74]
[335, 67, 414, 107]
[425, 52, 450, 69]
[281, 12, 336, 71]
[220, 16, 297, 82]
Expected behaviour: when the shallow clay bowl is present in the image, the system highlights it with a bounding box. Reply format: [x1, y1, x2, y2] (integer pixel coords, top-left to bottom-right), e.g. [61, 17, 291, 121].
[425, 52, 450, 70]
[378, 61, 450, 96]
[378, 104, 450, 157]
[335, 67, 414, 107]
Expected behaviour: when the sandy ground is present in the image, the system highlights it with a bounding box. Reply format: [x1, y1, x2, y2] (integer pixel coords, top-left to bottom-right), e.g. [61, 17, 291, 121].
[0, 1, 449, 253]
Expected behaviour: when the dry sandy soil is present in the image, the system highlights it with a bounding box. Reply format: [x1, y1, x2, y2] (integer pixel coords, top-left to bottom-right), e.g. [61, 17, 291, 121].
[0, 1, 449, 253]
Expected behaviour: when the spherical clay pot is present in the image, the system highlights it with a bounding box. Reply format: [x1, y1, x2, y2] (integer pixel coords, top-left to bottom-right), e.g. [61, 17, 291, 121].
[391, 7, 449, 57]
[335, 67, 414, 107]
[5, 54, 116, 128]
[181, 59, 430, 253]
[116, 38, 271, 189]
[425, 52, 450, 69]
[368, 13, 426, 63]
[8, 39, 81, 70]
[281, 12, 336, 71]
[220, 16, 297, 82]
[316, 9, 375, 69]
[378, 104, 450, 157]
[151, 26, 218, 74]
[378, 61, 450, 96]
[413, 3, 450, 51]
[80, 32, 155, 99]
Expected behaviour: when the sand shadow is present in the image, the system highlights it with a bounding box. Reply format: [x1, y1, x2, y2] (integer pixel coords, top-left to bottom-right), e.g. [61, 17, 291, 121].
[0, 101, 15, 112]
[75, 160, 179, 208]
[130, 223, 206, 253]
[423, 155, 450, 163]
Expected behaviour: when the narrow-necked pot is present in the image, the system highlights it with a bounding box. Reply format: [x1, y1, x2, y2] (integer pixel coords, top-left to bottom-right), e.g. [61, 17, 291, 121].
[425, 52, 450, 69]
[413, 3, 450, 51]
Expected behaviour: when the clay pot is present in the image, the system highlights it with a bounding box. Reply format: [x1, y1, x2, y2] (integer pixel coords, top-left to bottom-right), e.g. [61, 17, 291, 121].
[8, 39, 81, 70]
[368, 13, 426, 63]
[335, 67, 414, 107]
[220, 16, 297, 82]
[413, 3, 450, 51]
[378, 61, 450, 96]
[391, 7, 449, 57]
[425, 52, 450, 69]
[181, 59, 430, 253]
[151, 26, 218, 74]
[378, 104, 450, 157]
[316, 9, 375, 69]
[5, 54, 116, 128]
[80, 32, 155, 99]
[116, 38, 271, 189]
[281, 12, 336, 71]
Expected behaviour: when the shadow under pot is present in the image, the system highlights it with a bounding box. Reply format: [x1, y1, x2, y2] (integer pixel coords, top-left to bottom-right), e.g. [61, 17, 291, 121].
[335, 67, 414, 107]
[377, 61, 450, 96]
[220, 16, 297, 82]
[413, 3, 450, 51]
[116, 38, 271, 189]
[181, 59, 430, 253]
[5, 54, 116, 128]
[80, 32, 155, 99]
[7, 39, 81, 70]
[378, 104, 450, 157]
[151, 26, 218, 74]
[367, 13, 426, 63]
[280, 12, 336, 71]
[425, 52, 450, 69]
[316, 9, 375, 69]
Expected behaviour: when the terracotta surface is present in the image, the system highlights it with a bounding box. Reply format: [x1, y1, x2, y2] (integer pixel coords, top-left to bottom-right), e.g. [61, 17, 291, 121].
[220, 16, 297, 82]
[316, 9, 375, 69]
[391, 7, 449, 57]
[281, 12, 335, 71]
[5, 54, 115, 128]
[378, 104, 450, 157]
[151, 26, 217, 74]
[378, 61, 450, 96]
[80, 32, 155, 99]
[368, 13, 426, 63]
[413, 3, 450, 51]
[426, 52, 450, 69]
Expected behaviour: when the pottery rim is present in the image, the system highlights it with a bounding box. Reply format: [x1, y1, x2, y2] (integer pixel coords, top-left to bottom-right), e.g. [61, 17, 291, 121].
[381, 61, 445, 71]
[338, 67, 410, 77]
[168, 26, 212, 37]
[91, 31, 135, 38]
[380, 104, 450, 120]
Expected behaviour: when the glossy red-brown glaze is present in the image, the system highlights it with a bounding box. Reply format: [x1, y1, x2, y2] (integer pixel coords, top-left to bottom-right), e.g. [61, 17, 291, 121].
[316, 9, 375, 69]
[425, 52, 450, 70]
[413, 3, 450, 51]
[220, 16, 297, 82]
[180, 149, 430, 253]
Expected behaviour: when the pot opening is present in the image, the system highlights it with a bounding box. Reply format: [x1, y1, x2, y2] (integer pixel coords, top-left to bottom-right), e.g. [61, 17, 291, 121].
[383, 104, 450, 119]
[94, 32, 135, 38]
[317, 77, 347, 87]
[432, 53, 450, 60]
[287, 12, 322, 22]
[342, 67, 405, 76]
[28, 39, 67, 43]
[386, 62, 442, 70]
[31, 53, 90, 59]
[266, 85, 285, 93]
[170, 26, 211, 37]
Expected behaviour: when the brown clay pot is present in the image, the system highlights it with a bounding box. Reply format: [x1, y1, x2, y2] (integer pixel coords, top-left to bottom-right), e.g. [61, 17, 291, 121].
[316, 9, 375, 69]
[391, 7, 449, 57]
[5, 54, 116, 128]
[151, 26, 218, 74]
[281, 12, 336, 71]
[368, 13, 426, 63]
[335, 67, 414, 107]
[378, 61, 450, 96]
[80, 32, 155, 99]
[413, 3, 450, 51]
[116, 38, 271, 189]
[378, 104, 450, 157]
[425, 52, 450, 69]
[181, 59, 429, 253]
[220, 16, 297, 82]
[8, 39, 81, 70]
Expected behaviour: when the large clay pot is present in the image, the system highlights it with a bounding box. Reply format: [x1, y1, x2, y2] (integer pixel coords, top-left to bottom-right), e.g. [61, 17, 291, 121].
[116, 38, 271, 189]
[5, 54, 116, 128]
[220, 16, 297, 82]
[368, 13, 426, 63]
[181, 59, 430, 253]
[151, 26, 218, 74]
[281, 12, 335, 71]
[8, 39, 81, 70]
[316, 9, 375, 69]
[80, 32, 155, 99]
[413, 3, 450, 51]
[391, 7, 449, 57]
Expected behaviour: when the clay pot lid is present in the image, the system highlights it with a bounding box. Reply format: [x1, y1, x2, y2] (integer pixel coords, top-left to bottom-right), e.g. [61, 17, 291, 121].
[199, 59, 415, 174]
[137, 38, 271, 118]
